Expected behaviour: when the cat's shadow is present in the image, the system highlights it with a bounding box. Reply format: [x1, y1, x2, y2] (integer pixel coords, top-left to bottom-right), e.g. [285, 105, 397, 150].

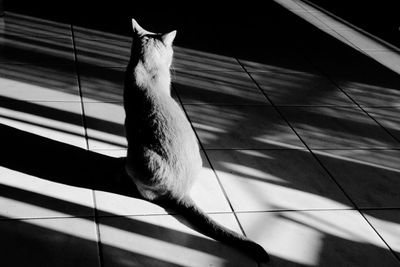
[0, 122, 135, 198]
[0, 122, 268, 266]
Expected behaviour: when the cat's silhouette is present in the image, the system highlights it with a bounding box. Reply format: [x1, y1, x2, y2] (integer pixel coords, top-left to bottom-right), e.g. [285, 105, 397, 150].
[123, 18, 270, 264]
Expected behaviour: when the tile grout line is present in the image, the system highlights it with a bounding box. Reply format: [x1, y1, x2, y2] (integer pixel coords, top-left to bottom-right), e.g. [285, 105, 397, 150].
[235, 57, 360, 210]
[359, 212, 400, 263]
[299, 44, 400, 263]
[243, 47, 400, 260]
[70, 24, 90, 150]
[171, 83, 249, 238]
[293, 0, 400, 146]
[71, 24, 104, 267]
[2, 207, 398, 221]
[311, 67, 400, 145]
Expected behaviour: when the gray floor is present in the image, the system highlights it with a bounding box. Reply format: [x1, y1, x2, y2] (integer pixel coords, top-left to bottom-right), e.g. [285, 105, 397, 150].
[0, 0, 399, 266]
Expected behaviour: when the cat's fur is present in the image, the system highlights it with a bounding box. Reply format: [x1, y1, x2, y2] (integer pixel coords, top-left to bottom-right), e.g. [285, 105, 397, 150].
[124, 18, 270, 263]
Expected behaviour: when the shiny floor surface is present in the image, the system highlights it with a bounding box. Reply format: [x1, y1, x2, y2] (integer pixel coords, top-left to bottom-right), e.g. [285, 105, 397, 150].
[0, 0, 400, 266]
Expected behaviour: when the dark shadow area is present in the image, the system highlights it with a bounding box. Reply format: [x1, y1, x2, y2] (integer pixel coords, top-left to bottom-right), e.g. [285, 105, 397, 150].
[0, 123, 258, 266]
[1, 4, 399, 219]
[0, 95, 125, 147]
[1, 0, 317, 67]
[278, 212, 400, 266]
[306, 0, 400, 48]
[1, 2, 400, 265]
[0, 217, 101, 267]
[1, 122, 399, 265]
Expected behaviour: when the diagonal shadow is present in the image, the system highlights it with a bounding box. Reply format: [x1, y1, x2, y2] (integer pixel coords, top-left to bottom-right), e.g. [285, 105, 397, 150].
[1, 5, 400, 265]
[0, 123, 259, 266]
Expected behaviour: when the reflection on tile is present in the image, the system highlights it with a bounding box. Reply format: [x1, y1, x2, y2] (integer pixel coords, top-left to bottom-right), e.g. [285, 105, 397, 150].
[207, 150, 350, 212]
[364, 210, 400, 259]
[238, 51, 315, 74]
[0, 64, 80, 101]
[250, 71, 354, 106]
[80, 66, 125, 102]
[365, 107, 400, 142]
[0, 101, 86, 148]
[339, 81, 400, 107]
[0, 12, 74, 65]
[185, 105, 303, 149]
[307, 51, 400, 98]
[173, 46, 243, 71]
[280, 106, 400, 149]
[0, 217, 100, 267]
[1, 12, 71, 37]
[73, 26, 131, 42]
[0, 34, 74, 64]
[95, 151, 231, 215]
[314, 150, 400, 208]
[0, 166, 94, 218]
[84, 102, 126, 150]
[99, 214, 257, 267]
[75, 37, 130, 67]
[238, 210, 399, 266]
[173, 69, 268, 104]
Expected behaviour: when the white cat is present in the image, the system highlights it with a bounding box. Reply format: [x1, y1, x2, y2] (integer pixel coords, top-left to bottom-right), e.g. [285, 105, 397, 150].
[124, 18, 269, 264]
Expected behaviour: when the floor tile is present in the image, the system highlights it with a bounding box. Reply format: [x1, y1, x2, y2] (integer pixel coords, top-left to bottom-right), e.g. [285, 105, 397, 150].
[84, 102, 126, 150]
[314, 149, 400, 208]
[0, 217, 100, 267]
[1, 12, 72, 38]
[207, 149, 351, 212]
[238, 210, 399, 266]
[363, 209, 400, 259]
[74, 37, 130, 67]
[0, 101, 86, 148]
[0, 63, 80, 101]
[99, 213, 257, 267]
[249, 71, 354, 106]
[79, 66, 125, 102]
[1, 13, 73, 65]
[185, 105, 304, 149]
[280, 106, 400, 149]
[338, 80, 400, 107]
[173, 46, 244, 71]
[80, 66, 180, 103]
[173, 69, 268, 105]
[95, 151, 231, 216]
[238, 51, 315, 75]
[73, 25, 130, 42]
[0, 35, 74, 64]
[364, 107, 400, 142]
[0, 166, 94, 218]
[305, 51, 400, 104]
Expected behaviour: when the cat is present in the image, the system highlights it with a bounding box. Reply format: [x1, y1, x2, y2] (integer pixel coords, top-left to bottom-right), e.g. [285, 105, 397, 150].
[123, 18, 270, 264]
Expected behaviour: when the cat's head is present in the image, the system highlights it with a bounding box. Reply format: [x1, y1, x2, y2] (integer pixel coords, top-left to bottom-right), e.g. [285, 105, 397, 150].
[130, 18, 176, 70]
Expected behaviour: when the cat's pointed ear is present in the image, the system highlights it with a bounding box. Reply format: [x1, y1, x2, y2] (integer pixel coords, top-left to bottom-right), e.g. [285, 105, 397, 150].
[161, 30, 177, 46]
[131, 18, 146, 35]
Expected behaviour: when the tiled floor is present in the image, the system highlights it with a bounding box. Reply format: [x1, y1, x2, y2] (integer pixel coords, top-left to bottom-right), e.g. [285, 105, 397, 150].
[1, 0, 400, 266]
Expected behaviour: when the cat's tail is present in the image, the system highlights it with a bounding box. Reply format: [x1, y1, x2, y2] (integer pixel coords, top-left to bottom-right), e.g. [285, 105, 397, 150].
[157, 195, 270, 264]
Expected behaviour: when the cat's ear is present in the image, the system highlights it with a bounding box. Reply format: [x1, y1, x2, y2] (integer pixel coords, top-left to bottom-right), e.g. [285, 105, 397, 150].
[161, 30, 177, 46]
[131, 18, 146, 35]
